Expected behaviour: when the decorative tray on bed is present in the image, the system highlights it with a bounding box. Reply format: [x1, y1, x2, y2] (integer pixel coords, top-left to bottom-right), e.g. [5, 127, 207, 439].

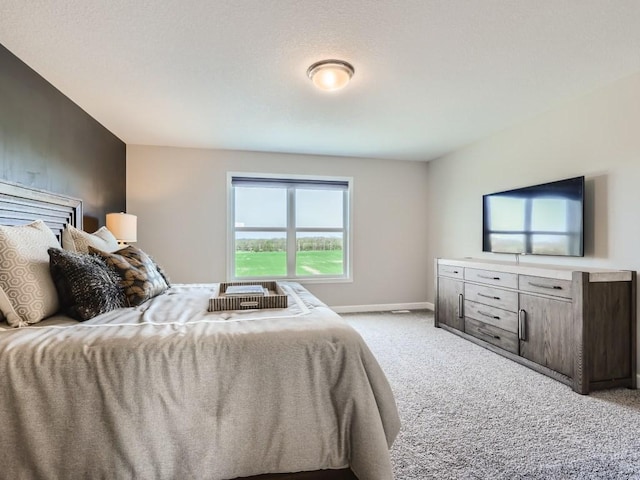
[208, 281, 288, 311]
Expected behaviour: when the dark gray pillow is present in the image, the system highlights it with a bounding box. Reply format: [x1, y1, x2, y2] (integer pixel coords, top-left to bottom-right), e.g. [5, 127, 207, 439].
[48, 248, 126, 321]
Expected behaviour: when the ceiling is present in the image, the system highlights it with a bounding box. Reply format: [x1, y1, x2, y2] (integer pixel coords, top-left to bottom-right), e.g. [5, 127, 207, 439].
[1, 1, 640, 162]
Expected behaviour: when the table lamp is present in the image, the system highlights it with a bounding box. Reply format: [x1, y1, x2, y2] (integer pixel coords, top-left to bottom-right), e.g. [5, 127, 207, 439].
[106, 212, 137, 245]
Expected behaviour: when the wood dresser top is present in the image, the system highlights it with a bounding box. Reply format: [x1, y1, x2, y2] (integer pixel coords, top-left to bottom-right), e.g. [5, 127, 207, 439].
[437, 258, 633, 282]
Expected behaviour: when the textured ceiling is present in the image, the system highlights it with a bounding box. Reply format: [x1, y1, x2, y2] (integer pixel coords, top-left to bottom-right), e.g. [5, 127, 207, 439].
[1, 0, 640, 161]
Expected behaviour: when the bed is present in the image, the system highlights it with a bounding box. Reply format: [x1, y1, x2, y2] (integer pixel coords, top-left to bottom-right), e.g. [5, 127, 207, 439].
[0, 181, 400, 480]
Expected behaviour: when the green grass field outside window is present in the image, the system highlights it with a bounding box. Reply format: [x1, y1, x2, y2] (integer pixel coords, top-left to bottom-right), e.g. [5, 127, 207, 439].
[235, 250, 343, 277]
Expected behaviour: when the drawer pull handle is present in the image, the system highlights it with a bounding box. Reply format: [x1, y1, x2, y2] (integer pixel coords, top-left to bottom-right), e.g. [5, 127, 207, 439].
[528, 282, 563, 290]
[478, 292, 501, 300]
[477, 328, 500, 340]
[518, 309, 527, 341]
[240, 301, 259, 307]
[478, 310, 500, 320]
[478, 274, 500, 280]
[457, 294, 464, 319]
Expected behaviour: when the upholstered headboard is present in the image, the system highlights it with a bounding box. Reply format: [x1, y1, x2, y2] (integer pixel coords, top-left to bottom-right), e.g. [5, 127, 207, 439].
[0, 180, 82, 241]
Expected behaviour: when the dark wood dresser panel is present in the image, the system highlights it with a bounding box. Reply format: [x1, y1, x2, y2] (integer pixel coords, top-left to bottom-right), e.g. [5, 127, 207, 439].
[435, 258, 637, 394]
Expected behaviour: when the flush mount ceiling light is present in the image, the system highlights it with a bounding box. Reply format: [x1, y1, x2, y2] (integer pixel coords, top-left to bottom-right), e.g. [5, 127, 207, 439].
[307, 59, 355, 92]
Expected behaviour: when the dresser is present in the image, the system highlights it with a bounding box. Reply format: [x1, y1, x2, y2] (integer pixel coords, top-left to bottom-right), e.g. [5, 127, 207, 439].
[435, 258, 637, 394]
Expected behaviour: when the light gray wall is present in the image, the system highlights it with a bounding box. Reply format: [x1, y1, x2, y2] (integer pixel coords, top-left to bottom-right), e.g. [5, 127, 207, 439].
[426, 71, 640, 374]
[126, 146, 430, 308]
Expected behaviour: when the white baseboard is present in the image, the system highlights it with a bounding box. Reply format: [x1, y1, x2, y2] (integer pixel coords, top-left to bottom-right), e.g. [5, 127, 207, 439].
[331, 302, 434, 314]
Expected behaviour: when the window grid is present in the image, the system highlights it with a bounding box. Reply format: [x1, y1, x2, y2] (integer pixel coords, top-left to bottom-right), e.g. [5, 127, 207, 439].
[229, 175, 351, 282]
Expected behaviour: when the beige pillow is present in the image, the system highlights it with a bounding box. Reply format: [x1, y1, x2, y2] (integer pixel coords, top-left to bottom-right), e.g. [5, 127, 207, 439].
[62, 224, 120, 253]
[0, 220, 61, 327]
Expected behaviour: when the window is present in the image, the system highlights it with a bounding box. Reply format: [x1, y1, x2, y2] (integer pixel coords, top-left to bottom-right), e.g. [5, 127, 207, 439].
[228, 174, 351, 281]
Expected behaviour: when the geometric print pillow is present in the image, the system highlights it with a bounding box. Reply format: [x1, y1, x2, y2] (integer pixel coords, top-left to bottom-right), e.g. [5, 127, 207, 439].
[0, 220, 61, 327]
[89, 245, 169, 307]
[61, 224, 120, 254]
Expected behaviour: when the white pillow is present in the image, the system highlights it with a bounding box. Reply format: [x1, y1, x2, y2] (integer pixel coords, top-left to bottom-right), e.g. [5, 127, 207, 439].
[62, 224, 120, 253]
[0, 220, 61, 327]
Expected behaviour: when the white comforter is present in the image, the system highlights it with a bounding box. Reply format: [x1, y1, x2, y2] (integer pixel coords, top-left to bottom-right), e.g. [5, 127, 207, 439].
[0, 283, 400, 480]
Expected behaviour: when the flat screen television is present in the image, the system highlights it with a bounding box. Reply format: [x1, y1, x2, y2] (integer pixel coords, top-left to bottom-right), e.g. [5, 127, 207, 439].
[482, 176, 584, 256]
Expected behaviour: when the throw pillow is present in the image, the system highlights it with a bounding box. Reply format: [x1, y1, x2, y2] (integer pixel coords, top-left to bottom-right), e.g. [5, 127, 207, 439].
[62, 224, 120, 253]
[150, 255, 171, 287]
[0, 220, 61, 327]
[89, 245, 169, 307]
[48, 248, 126, 321]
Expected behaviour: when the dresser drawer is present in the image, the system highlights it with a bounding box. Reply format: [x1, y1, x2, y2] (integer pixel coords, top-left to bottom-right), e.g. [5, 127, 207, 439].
[465, 317, 519, 355]
[465, 282, 518, 312]
[464, 300, 518, 333]
[465, 268, 518, 289]
[438, 264, 464, 280]
[519, 275, 572, 299]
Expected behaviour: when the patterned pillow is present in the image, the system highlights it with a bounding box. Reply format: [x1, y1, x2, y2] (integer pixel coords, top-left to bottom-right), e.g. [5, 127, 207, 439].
[48, 248, 126, 321]
[62, 224, 120, 253]
[150, 255, 171, 287]
[89, 245, 169, 307]
[0, 220, 60, 327]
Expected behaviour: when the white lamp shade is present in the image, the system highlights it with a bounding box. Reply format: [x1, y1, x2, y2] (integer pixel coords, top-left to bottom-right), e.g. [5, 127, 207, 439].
[106, 212, 137, 243]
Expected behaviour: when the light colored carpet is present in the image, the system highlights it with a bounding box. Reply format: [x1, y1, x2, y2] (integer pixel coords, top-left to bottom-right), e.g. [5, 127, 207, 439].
[343, 310, 640, 480]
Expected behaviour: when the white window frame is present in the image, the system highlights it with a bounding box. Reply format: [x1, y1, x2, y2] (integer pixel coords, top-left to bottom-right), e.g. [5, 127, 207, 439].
[227, 172, 353, 283]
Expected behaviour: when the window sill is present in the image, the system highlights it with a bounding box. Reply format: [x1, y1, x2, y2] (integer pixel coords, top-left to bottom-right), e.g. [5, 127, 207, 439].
[230, 276, 353, 285]
[297, 276, 353, 285]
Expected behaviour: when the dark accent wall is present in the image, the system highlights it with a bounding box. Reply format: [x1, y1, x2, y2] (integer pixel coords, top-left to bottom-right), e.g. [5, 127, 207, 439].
[0, 43, 126, 230]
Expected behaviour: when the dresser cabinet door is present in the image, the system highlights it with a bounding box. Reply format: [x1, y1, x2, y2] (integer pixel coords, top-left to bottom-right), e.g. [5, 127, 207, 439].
[437, 276, 464, 331]
[519, 294, 573, 377]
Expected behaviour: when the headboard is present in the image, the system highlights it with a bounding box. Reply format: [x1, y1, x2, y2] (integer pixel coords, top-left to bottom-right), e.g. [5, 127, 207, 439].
[0, 179, 83, 242]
